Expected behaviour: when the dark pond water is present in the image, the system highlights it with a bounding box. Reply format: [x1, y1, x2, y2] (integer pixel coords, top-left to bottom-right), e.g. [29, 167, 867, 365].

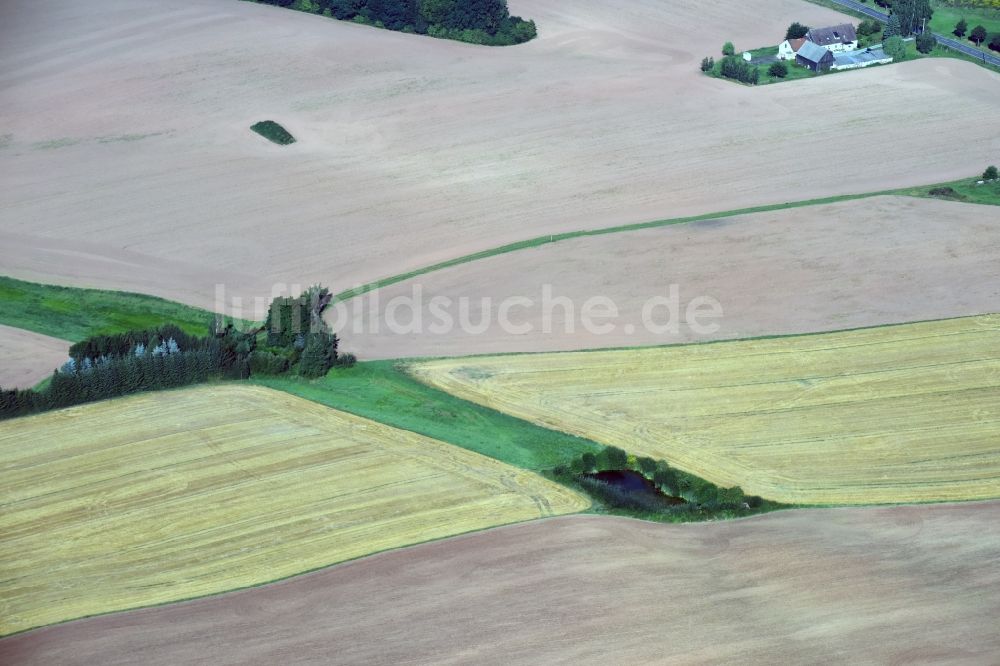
[581, 470, 686, 505]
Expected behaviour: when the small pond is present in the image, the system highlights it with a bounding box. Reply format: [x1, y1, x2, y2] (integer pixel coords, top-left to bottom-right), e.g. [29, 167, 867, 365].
[581, 470, 686, 505]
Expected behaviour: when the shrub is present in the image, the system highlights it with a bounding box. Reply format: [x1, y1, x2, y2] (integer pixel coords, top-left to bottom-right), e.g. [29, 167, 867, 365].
[336, 352, 358, 368]
[580, 452, 597, 472]
[653, 467, 679, 496]
[768, 61, 788, 78]
[990, 34, 1000, 52]
[884, 14, 902, 38]
[928, 186, 961, 198]
[785, 22, 809, 39]
[249, 350, 290, 375]
[692, 480, 719, 505]
[884, 35, 906, 61]
[985, 165, 999, 180]
[719, 56, 759, 84]
[250, 120, 296, 145]
[858, 19, 882, 36]
[717, 486, 746, 504]
[722, 41, 735, 56]
[916, 30, 937, 53]
[299, 331, 338, 378]
[601, 445, 628, 469]
[700, 56, 715, 72]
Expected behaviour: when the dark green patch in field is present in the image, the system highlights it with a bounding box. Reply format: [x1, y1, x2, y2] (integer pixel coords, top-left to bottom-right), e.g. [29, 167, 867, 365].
[250, 120, 296, 145]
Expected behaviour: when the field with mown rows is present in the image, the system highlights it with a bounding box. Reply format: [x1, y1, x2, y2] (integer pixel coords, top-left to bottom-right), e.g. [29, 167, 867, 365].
[411, 315, 1000, 505]
[0, 385, 586, 635]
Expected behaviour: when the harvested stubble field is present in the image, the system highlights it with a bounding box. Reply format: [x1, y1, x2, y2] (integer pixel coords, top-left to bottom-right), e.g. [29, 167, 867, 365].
[1, 0, 999, 310]
[412, 315, 1000, 505]
[0, 385, 586, 636]
[342, 195, 1000, 358]
[0, 325, 68, 389]
[5, 507, 999, 665]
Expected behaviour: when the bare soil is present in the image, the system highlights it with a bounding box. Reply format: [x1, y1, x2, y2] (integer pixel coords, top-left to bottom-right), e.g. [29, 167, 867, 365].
[1, 0, 998, 312]
[0, 325, 68, 389]
[4, 504, 998, 664]
[337, 196, 1000, 358]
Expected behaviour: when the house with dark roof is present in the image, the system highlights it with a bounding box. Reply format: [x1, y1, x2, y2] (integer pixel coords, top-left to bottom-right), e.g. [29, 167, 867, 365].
[777, 37, 807, 60]
[796, 41, 835, 71]
[805, 23, 858, 52]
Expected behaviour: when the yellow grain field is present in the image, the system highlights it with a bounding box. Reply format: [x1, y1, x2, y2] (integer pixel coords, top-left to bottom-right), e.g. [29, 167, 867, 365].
[411, 315, 1000, 506]
[0, 385, 587, 636]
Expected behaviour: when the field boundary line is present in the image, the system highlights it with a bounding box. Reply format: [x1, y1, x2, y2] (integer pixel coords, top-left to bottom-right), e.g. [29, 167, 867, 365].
[333, 181, 998, 304]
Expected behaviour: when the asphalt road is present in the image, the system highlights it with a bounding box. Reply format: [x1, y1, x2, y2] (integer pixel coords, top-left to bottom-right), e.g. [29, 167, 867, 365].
[825, 0, 1000, 68]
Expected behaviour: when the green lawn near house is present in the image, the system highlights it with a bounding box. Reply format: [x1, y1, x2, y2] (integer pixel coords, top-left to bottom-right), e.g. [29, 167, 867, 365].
[929, 2, 1000, 52]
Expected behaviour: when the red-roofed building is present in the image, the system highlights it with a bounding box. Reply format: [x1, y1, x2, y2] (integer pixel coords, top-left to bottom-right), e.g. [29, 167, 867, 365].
[777, 37, 807, 60]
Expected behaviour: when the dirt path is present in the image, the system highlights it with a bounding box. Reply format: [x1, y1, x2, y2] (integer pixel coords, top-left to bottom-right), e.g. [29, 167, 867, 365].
[2, 0, 998, 311]
[4, 504, 998, 664]
[0, 325, 68, 389]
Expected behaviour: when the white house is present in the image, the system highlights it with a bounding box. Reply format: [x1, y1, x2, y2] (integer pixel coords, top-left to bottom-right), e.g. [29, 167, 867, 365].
[778, 37, 807, 60]
[805, 24, 859, 52]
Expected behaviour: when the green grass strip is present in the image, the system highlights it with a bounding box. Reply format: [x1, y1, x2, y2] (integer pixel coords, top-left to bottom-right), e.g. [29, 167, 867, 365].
[253, 361, 600, 470]
[334, 175, 999, 303]
[0, 276, 217, 341]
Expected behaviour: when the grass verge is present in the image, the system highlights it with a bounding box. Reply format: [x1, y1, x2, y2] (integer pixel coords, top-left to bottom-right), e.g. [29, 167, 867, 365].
[253, 361, 601, 470]
[0, 276, 216, 341]
[929, 1, 1000, 52]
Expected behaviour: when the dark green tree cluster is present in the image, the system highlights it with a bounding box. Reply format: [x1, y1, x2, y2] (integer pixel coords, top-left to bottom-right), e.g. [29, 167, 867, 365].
[262, 286, 348, 378]
[884, 14, 902, 38]
[553, 445, 769, 520]
[1, 329, 235, 420]
[719, 56, 759, 84]
[700, 56, 715, 72]
[768, 61, 789, 78]
[785, 22, 809, 39]
[883, 0, 933, 36]
[69, 324, 205, 361]
[857, 19, 882, 39]
[916, 29, 937, 52]
[1, 285, 357, 420]
[255, 0, 537, 46]
[884, 35, 907, 60]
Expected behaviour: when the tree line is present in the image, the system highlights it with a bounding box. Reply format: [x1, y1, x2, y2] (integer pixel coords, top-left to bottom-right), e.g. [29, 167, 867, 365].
[251, 0, 537, 46]
[1, 286, 355, 420]
[552, 445, 773, 520]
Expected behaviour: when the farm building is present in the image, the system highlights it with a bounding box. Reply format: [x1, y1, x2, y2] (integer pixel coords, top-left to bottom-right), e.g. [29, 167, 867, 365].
[796, 41, 835, 71]
[778, 37, 807, 60]
[832, 46, 893, 70]
[805, 23, 858, 52]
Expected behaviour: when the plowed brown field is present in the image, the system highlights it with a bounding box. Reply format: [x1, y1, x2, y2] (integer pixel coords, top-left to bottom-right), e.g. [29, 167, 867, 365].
[3, 507, 999, 664]
[2, 0, 998, 310]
